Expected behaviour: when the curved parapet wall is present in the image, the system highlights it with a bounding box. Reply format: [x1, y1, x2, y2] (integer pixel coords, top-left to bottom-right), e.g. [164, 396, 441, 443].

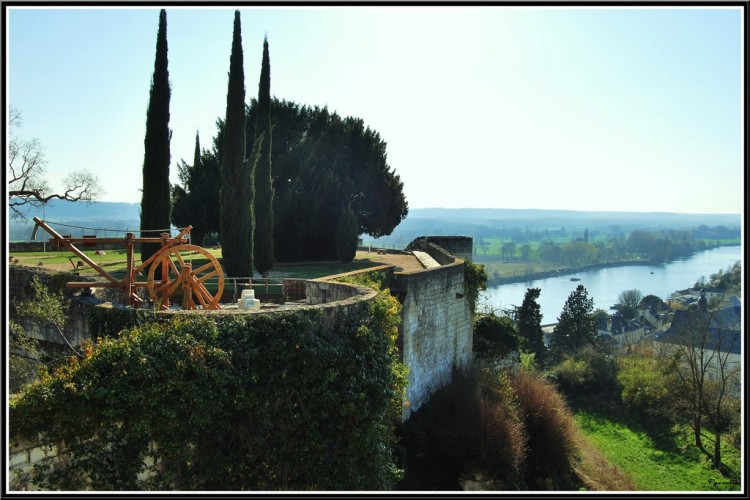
[407, 236, 473, 262]
[8, 265, 388, 349]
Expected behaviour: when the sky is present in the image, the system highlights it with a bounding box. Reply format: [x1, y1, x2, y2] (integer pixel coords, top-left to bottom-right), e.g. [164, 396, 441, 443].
[6, 5, 745, 215]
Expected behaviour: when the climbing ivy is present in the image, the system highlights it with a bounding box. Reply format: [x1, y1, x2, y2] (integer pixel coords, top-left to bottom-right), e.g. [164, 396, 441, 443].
[463, 259, 488, 315]
[10, 284, 407, 491]
[87, 304, 159, 339]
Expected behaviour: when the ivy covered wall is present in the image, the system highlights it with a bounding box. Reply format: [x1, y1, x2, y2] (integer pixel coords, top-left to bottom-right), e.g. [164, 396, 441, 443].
[9, 282, 407, 491]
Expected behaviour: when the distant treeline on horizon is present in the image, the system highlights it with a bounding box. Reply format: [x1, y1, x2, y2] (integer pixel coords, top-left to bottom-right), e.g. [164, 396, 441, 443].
[8, 198, 741, 244]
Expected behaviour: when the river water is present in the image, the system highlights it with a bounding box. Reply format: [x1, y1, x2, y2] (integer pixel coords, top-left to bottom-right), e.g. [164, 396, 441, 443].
[483, 246, 742, 324]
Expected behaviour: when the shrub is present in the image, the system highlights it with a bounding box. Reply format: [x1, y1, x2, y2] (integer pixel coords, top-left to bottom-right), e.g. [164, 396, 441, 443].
[512, 370, 578, 485]
[616, 351, 668, 410]
[552, 346, 618, 395]
[399, 363, 581, 490]
[520, 352, 537, 372]
[474, 313, 519, 360]
[400, 364, 527, 489]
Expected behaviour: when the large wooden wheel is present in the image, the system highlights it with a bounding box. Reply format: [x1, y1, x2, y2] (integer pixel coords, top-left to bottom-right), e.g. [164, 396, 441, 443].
[147, 244, 224, 310]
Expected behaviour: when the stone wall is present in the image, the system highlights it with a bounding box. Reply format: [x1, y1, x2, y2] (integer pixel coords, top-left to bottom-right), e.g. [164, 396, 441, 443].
[408, 236, 473, 261]
[392, 260, 472, 419]
[283, 279, 307, 302]
[9, 264, 98, 299]
[8, 438, 59, 491]
[306, 265, 394, 305]
[8, 266, 382, 353]
[9, 265, 103, 349]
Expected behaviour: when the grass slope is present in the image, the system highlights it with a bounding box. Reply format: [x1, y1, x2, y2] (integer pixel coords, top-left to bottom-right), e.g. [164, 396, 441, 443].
[574, 409, 741, 492]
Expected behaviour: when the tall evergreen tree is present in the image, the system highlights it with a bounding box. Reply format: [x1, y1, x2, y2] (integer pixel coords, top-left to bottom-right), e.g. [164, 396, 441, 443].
[140, 9, 171, 264]
[253, 36, 275, 276]
[550, 284, 599, 361]
[220, 10, 254, 277]
[192, 130, 201, 175]
[171, 132, 207, 245]
[517, 287, 547, 367]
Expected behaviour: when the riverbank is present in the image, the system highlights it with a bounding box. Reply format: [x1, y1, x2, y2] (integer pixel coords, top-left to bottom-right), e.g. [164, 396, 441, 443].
[485, 260, 648, 286]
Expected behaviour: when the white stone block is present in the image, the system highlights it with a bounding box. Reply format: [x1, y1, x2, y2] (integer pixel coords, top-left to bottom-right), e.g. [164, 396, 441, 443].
[9, 451, 29, 468]
[29, 447, 48, 464]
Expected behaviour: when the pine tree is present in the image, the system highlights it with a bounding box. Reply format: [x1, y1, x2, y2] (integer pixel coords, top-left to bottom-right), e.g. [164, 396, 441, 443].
[220, 10, 254, 278]
[517, 287, 547, 367]
[253, 36, 275, 276]
[550, 284, 598, 361]
[140, 9, 171, 264]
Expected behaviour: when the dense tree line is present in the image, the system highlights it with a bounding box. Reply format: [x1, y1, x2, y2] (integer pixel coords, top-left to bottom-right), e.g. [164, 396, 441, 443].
[695, 261, 741, 294]
[246, 98, 408, 261]
[174, 98, 408, 264]
[489, 228, 726, 267]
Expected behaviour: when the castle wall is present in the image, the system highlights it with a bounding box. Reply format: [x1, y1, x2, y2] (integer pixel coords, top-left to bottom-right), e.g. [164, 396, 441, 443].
[410, 236, 473, 261]
[392, 261, 472, 419]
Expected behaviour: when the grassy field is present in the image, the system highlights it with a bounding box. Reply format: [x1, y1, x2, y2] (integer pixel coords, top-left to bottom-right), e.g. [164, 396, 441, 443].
[9, 248, 384, 281]
[477, 260, 562, 280]
[574, 409, 741, 491]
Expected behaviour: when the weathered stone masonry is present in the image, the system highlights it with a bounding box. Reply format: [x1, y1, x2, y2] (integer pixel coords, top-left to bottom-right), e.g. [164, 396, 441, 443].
[393, 262, 471, 418]
[393, 236, 474, 420]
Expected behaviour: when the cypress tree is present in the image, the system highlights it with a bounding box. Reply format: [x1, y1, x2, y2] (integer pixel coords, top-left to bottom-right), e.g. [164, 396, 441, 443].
[140, 9, 171, 264]
[253, 36, 275, 276]
[188, 131, 207, 246]
[517, 287, 548, 367]
[220, 10, 254, 277]
[193, 130, 201, 174]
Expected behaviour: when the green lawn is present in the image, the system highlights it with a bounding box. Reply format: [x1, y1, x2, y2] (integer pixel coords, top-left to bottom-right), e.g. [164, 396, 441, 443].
[9, 249, 383, 281]
[574, 410, 741, 491]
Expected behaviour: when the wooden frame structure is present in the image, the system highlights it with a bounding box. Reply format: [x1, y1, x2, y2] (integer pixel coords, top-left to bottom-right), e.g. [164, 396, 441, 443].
[32, 217, 224, 310]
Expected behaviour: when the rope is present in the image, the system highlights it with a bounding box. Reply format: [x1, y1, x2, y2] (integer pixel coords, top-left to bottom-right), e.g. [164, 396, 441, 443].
[38, 220, 186, 234]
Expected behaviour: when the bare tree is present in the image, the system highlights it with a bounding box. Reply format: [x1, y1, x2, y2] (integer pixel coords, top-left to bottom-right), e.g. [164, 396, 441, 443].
[618, 289, 643, 310]
[8, 106, 102, 220]
[657, 301, 741, 467]
[700, 312, 741, 469]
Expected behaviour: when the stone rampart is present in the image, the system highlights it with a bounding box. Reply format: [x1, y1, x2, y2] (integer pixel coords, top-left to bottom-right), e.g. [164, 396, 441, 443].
[392, 256, 472, 419]
[408, 236, 473, 261]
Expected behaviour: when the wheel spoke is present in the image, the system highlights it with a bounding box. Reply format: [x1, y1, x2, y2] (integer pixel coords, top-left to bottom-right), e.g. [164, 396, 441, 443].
[168, 258, 180, 276]
[192, 262, 216, 276]
[160, 278, 182, 300]
[155, 280, 176, 293]
[193, 285, 209, 308]
[147, 244, 224, 310]
[196, 270, 218, 284]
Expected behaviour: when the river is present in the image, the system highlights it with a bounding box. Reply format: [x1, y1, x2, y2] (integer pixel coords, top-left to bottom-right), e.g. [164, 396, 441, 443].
[483, 246, 742, 323]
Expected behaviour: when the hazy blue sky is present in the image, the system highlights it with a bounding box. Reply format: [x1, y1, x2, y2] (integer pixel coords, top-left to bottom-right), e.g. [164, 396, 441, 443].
[7, 5, 744, 214]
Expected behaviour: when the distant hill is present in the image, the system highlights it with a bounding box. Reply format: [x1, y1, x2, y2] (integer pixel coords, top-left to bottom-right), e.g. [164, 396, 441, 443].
[8, 200, 741, 244]
[408, 208, 740, 226]
[9, 199, 141, 242]
[367, 208, 741, 247]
